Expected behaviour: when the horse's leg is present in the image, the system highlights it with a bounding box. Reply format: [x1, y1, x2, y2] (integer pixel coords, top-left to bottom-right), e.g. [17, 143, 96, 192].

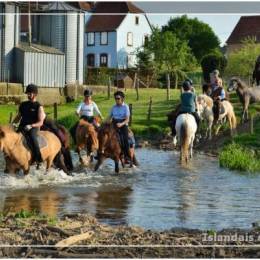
[244, 97, 250, 122]
[114, 158, 119, 173]
[94, 154, 105, 171]
[227, 115, 233, 136]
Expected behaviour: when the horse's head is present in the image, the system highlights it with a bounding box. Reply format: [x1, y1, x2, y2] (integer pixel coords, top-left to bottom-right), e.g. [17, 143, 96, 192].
[0, 127, 6, 151]
[228, 77, 241, 92]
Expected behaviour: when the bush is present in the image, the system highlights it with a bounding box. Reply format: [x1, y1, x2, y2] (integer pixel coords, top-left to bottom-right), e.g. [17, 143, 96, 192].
[219, 143, 260, 173]
[201, 52, 227, 83]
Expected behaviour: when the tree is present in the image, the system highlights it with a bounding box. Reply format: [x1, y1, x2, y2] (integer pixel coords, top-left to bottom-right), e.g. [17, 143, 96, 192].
[162, 15, 221, 62]
[136, 28, 197, 88]
[201, 52, 227, 83]
[225, 37, 260, 81]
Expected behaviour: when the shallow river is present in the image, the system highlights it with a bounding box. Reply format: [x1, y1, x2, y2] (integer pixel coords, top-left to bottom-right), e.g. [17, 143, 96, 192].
[0, 148, 260, 231]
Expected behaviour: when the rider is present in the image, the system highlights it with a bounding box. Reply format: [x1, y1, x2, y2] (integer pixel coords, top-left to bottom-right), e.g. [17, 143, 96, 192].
[70, 89, 103, 144]
[13, 84, 46, 165]
[171, 80, 200, 138]
[109, 91, 131, 160]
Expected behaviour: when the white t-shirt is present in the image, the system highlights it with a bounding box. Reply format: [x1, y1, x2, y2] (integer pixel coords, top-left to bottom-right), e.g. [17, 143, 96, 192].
[76, 101, 102, 117]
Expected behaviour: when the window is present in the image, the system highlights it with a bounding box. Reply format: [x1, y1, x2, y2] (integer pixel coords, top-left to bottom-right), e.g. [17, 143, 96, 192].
[127, 32, 133, 46]
[144, 35, 149, 46]
[135, 16, 139, 25]
[100, 53, 108, 67]
[87, 32, 95, 46]
[87, 54, 95, 67]
[100, 32, 108, 45]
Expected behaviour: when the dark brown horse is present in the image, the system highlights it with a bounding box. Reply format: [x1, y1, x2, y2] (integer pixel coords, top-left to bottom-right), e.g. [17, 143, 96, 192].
[253, 57, 260, 85]
[94, 122, 138, 173]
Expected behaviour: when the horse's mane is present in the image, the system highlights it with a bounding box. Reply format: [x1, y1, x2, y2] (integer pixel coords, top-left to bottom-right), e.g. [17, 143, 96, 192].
[230, 77, 248, 89]
[197, 94, 213, 108]
[0, 125, 17, 135]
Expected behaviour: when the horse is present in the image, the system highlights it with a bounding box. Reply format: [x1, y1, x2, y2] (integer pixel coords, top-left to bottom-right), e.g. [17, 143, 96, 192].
[0, 125, 62, 175]
[175, 114, 197, 163]
[228, 77, 260, 122]
[94, 122, 138, 173]
[252, 58, 260, 85]
[213, 100, 237, 136]
[197, 94, 214, 139]
[75, 119, 99, 165]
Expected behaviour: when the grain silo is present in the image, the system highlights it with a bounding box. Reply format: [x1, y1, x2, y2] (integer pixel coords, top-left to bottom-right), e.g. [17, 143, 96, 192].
[36, 2, 84, 85]
[0, 2, 19, 81]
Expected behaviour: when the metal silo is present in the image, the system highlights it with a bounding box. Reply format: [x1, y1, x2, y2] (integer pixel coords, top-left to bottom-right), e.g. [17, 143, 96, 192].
[0, 3, 19, 81]
[37, 2, 84, 85]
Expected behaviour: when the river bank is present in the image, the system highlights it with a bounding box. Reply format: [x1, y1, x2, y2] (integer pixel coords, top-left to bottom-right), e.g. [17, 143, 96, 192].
[1, 212, 260, 258]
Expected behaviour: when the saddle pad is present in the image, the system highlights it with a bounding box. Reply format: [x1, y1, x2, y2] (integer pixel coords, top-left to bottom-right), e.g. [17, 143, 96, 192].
[22, 134, 48, 150]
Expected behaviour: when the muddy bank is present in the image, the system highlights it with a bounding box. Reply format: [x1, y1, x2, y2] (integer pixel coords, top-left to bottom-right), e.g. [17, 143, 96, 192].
[1, 213, 260, 258]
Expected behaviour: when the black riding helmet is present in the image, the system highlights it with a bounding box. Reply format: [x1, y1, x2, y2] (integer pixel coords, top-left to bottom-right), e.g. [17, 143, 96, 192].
[84, 89, 93, 97]
[185, 78, 193, 85]
[182, 80, 192, 91]
[25, 84, 38, 94]
[114, 90, 125, 99]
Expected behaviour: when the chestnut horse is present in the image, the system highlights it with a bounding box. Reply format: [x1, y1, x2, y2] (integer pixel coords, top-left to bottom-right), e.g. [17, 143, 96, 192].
[75, 119, 99, 165]
[0, 125, 61, 175]
[94, 122, 138, 173]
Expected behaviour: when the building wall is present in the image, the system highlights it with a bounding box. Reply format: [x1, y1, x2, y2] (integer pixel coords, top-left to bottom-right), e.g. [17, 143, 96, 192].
[85, 31, 118, 67]
[15, 48, 65, 87]
[116, 14, 152, 68]
[77, 13, 84, 84]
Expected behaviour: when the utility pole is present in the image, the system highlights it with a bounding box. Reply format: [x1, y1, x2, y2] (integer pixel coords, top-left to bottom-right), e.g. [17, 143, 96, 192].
[28, 2, 32, 46]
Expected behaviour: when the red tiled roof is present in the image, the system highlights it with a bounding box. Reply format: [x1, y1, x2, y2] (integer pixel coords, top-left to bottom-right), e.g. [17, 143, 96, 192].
[86, 15, 126, 32]
[226, 16, 260, 44]
[85, 2, 144, 32]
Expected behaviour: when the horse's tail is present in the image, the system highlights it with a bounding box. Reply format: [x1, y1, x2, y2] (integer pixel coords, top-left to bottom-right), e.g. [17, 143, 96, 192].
[180, 121, 189, 162]
[231, 110, 237, 129]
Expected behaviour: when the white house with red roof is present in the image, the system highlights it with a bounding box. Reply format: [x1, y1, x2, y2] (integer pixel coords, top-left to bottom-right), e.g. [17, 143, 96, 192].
[85, 2, 152, 69]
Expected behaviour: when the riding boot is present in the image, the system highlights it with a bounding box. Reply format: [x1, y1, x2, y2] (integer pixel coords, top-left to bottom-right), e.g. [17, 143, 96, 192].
[28, 128, 43, 164]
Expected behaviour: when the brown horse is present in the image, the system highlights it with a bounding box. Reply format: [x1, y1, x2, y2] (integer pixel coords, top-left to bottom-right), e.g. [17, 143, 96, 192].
[228, 77, 260, 122]
[94, 122, 138, 173]
[0, 125, 61, 175]
[75, 119, 99, 165]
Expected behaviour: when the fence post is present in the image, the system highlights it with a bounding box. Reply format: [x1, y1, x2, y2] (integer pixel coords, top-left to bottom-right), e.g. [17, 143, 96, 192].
[7, 70, 10, 95]
[133, 73, 137, 89]
[107, 76, 111, 99]
[166, 73, 170, 101]
[136, 77, 139, 101]
[250, 114, 254, 134]
[54, 103, 58, 121]
[129, 103, 132, 126]
[147, 96, 152, 121]
[9, 112, 13, 124]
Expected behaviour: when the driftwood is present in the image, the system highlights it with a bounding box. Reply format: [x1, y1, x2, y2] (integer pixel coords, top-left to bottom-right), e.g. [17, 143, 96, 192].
[55, 231, 94, 248]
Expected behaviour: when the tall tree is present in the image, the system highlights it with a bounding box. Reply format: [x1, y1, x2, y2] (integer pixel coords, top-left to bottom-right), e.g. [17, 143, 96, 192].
[162, 15, 221, 62]
[136, 28, 196, 88]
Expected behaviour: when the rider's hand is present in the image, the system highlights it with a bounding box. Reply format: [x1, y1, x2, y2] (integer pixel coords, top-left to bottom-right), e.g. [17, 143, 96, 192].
[24, 124, 32, 131]
[116, 122, 123, 128]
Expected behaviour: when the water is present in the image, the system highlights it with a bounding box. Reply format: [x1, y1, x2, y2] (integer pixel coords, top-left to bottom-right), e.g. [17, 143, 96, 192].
[0, 148, 260, 231]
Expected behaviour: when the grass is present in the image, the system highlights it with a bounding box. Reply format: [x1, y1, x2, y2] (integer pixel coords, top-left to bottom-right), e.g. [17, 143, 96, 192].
[219, 142, 260, 173]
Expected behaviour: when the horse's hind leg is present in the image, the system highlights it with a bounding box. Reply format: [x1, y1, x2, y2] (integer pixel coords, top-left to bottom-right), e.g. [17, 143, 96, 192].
[94, 154, 105, 171]
[114, 159, 119, 173]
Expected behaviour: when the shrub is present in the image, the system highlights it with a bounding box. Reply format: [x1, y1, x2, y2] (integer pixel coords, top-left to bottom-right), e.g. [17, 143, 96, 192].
[201, 52, 227, 83]
[219, 143, 260, 173]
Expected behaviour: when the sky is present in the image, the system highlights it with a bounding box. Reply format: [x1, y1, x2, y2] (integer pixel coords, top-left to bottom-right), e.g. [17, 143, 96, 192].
[145, 14, 241, 46]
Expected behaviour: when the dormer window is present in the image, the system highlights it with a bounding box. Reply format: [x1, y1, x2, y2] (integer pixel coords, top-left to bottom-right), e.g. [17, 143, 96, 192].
[127, 32, 133, 46]
[87, 32, 95, 46]
[135, 16, 139, 25]
[100, 32, 108, 45]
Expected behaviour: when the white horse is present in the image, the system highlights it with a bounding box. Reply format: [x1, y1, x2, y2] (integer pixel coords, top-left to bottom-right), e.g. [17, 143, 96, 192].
[197, 94, 214, 139]
[175, 113, 197, 163]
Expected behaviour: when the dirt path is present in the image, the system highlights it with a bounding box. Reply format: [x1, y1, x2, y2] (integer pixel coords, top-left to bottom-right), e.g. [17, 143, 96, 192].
[1, 213, 260, 258]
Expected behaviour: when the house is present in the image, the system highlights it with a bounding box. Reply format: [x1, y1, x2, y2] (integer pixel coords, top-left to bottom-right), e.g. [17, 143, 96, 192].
[0, 2, 20, 82]
[226, 16, 260, 55]
[85, 2, 152, 69]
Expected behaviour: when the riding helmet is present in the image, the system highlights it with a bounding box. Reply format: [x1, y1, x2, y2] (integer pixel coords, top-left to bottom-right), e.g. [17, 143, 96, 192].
[182, 80, 192, 91]
[114, 90, 125, 99]
[84, 89, 93, 97]
[25, 84, 38, 94]
[186, 78, 193, 85]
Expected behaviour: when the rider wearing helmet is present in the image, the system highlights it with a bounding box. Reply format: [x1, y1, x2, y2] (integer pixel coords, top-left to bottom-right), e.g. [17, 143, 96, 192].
[171, 80, 200, 138]
[70, 89, 103, 144]
[13, 84, 46, 165]
[109, 90, 131, 160]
